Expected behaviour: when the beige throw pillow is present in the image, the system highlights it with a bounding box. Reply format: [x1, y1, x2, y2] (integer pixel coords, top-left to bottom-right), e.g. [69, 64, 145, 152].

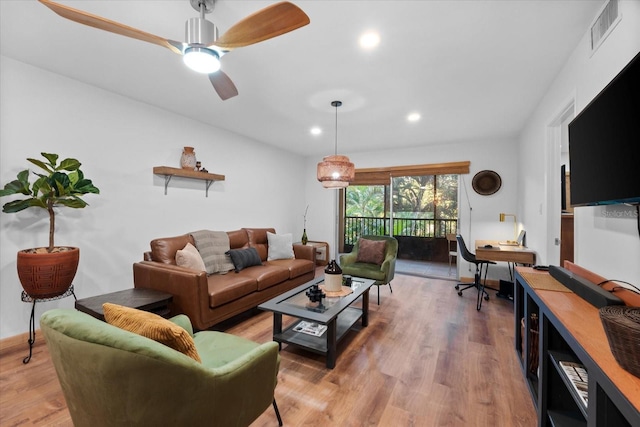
[103, 303, 201, 362]
[176, 242, 206, 272]
[267, 232, 294, 260]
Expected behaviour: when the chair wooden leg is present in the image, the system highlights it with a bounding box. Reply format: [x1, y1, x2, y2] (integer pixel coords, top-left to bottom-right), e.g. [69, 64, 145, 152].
[377, 285, 380, 305]
[388, 282, 393, 294]
[273, 399, 283, 426]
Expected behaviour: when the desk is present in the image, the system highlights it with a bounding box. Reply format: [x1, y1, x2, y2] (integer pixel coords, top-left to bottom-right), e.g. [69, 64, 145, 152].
[475, 240, 536, 289]
[475, 240, 536, 265]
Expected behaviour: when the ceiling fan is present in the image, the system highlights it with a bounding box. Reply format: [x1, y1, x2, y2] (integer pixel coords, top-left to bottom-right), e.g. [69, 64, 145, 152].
[38, 0, 310, 100]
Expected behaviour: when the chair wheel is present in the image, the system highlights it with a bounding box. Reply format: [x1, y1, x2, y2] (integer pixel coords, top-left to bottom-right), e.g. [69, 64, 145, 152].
[484, 295, 490, 301]
[457, 291, 462, 296]
[455, 285, 459, 290]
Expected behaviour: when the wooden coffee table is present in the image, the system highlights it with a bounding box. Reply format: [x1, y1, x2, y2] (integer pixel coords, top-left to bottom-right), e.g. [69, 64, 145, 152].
[75, 288, 173, 321]
[258, 276, 374, 368]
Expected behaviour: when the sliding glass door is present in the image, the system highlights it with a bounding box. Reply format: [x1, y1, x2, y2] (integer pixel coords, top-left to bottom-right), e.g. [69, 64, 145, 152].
[343, 174, 459, 257]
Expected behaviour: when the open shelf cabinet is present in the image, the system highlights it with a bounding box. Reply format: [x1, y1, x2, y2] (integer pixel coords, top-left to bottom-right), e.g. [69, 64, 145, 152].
[514, 268, 640, 427]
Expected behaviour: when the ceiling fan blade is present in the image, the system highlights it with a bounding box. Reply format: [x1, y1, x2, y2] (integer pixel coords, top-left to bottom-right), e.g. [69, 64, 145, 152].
[209, 71, 238, 100]
[213, 2, 310, 49]
[38, 0, 183, 55]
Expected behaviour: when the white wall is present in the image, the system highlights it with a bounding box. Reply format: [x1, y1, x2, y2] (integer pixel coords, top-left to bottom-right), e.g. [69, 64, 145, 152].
[0, 56, 308, 339]
[303, 138, 520, 283]
[518, 0, 640, 283]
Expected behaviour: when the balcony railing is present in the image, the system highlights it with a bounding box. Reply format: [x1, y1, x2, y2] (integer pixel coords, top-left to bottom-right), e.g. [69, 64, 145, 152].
[344, 216, 458, 246]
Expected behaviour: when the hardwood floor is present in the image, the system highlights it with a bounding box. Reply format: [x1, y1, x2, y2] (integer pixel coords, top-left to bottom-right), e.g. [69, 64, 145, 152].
[0, 274, 536, 426]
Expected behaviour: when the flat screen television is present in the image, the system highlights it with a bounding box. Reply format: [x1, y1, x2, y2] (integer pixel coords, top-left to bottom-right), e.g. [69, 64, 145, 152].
[568, 51, 640, 207]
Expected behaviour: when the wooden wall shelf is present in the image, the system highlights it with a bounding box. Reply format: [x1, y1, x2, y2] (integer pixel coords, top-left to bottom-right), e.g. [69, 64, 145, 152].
[153, 166, 225, 197]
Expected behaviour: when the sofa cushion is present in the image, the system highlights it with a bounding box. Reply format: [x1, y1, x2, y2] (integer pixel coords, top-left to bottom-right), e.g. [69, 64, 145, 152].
[175, 243, 206, 272]
[227, 229, 249, 250]
[356, 238, 387, 265]
[239, 265, 291, 291]
[102, 303, 201, 362]
[245, 228, 275, 261]
[191, 230, 235, 275]
[207, 274, 258, 307]
[265, 259, 315, 280]
[227, 247, 262, 272]
[267, 232, 294, 260]
[150, 234, 193, 264]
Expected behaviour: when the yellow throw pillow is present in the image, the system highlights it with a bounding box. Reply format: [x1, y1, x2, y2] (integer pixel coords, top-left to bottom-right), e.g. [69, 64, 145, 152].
[103, 303, 201, 362]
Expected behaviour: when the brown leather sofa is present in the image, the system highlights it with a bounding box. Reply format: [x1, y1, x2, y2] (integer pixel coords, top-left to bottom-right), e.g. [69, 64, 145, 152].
[133, 228, 315, 330]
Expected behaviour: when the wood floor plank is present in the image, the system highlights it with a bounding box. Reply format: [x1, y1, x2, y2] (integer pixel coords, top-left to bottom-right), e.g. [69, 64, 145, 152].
[0, 274, 536, 426]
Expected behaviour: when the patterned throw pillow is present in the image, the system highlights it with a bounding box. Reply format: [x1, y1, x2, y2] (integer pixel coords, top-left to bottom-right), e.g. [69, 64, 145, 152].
[356, 238, 387, 265]
[102, 303, 201, 362]
[190, 230, 235, 275]
[226, 247, 262, 272]
[267, 232, 294, 260]
[175, 242, 206, 272]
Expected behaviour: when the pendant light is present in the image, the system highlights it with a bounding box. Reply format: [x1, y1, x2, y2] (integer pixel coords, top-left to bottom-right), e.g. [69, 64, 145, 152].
[317, 100, 355, 189]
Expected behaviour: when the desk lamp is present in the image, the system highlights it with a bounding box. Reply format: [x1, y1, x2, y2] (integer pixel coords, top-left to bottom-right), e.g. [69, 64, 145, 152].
[499, 213, 518, 243]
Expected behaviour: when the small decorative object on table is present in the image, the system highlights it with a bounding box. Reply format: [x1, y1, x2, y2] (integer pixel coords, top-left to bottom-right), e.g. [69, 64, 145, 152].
[180, 146, 197, 170]
[343, 275, 352, 287]
[306, 282, 325, 304]
[324, 260, 343, 292]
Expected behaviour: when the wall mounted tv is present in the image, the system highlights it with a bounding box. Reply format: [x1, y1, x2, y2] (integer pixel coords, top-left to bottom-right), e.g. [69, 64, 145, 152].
[568, 51, 640, 207]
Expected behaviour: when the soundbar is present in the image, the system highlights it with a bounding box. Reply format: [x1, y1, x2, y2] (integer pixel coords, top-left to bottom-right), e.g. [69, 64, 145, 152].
[549, 266, 624, 308]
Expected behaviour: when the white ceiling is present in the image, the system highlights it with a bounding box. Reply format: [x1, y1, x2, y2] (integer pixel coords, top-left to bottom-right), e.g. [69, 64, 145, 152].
[1, 0, 604, 157]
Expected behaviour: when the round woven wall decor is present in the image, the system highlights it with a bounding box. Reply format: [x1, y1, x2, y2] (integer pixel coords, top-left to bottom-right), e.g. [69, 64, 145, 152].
[472, 170, 502, 196]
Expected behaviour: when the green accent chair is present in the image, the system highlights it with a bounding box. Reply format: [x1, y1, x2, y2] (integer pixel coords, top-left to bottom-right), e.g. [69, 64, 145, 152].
[40, 308, 282, 427]
[339, 235, 398, 304]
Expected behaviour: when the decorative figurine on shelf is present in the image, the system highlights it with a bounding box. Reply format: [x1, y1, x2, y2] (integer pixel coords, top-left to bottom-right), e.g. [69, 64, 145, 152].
[301, 204, 309, 245]
[306, 282, 325, 304]
[195, 161, 202, 171]
[200, 167, 208, 173]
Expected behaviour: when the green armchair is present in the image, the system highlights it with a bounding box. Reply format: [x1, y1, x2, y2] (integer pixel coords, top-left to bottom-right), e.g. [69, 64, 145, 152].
[40, 308, 282, 427]
[339, 235, 398, 304]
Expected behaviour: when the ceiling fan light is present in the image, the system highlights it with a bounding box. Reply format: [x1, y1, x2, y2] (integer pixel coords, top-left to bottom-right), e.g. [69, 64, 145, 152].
[183, 47, 221, 74]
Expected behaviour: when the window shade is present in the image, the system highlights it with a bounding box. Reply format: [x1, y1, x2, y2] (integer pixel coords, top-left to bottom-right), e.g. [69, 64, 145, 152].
[351, 161, 470, 186]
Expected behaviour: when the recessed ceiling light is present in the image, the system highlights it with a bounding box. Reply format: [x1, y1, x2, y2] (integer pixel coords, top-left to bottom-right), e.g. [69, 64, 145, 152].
[310, 127, 322, 136]
[407, 112, 421, 122]
[359, 31, 380, 49]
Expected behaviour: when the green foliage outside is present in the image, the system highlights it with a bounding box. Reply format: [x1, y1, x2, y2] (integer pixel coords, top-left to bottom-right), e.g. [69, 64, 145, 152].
[345, 174, 458, 241]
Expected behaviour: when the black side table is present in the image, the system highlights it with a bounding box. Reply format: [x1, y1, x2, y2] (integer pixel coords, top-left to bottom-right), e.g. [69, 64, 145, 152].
[21, 285, 77, 364]
[75, 288, 173, 321]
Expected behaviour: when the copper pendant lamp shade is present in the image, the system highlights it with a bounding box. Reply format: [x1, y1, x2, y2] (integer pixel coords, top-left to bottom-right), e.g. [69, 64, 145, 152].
[317, 101, 354, 189]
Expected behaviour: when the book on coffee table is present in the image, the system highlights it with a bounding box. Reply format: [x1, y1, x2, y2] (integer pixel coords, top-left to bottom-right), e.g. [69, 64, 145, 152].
[293, 321, 327, 337]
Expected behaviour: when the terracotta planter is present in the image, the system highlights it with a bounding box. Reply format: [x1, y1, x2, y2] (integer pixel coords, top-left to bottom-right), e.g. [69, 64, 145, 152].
[17, 247, 79, 298]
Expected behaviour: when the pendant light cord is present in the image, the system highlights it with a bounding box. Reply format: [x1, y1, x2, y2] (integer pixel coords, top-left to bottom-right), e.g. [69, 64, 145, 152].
[331, 100, 342, 155]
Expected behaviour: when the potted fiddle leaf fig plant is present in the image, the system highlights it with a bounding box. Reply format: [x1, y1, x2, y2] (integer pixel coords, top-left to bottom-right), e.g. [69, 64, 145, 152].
[0, 152, 100, 298]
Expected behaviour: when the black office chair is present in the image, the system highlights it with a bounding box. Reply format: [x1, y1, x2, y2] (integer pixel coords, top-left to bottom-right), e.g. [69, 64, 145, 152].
[454, 235, 496, 310]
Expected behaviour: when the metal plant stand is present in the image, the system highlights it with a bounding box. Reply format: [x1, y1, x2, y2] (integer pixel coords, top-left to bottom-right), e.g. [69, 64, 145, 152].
[21, 285, 76, 364]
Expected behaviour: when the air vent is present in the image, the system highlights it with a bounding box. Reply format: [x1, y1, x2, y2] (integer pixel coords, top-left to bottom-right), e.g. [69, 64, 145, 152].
[591, 0, 621, 53]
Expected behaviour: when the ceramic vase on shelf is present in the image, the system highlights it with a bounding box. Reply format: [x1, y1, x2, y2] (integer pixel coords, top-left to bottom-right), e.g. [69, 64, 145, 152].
[180, 146, 197, 170]
[301, 229, 308, 245]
